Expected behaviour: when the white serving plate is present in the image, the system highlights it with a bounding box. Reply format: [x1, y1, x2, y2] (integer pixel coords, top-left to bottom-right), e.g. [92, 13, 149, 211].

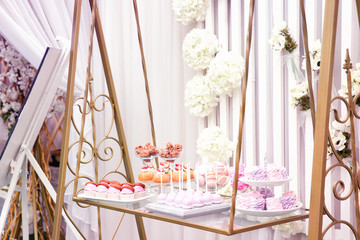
[237, 202, 302, 217]
[239, 177, 293, 187]
[145, 202, 230, 219]
[77, 193, 154, 203]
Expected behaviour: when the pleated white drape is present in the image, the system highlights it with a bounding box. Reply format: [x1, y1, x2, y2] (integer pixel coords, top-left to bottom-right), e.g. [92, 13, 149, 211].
[1, 0, 359, 239]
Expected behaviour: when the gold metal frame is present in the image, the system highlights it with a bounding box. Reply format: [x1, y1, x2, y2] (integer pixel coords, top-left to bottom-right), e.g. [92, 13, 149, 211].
[52, 0, 146, 239]
[308, 0, 360, 239]
[51, 0, 319, 239]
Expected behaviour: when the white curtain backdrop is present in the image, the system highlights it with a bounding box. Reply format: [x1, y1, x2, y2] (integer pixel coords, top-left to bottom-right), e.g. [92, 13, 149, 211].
[0, 0, 360, 239]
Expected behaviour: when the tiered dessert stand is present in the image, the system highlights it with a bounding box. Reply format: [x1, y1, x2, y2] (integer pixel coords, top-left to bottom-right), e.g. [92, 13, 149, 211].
[238, 176, 302, 217]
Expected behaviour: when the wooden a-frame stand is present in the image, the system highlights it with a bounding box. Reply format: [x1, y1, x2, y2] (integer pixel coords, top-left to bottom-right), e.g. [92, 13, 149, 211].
[51, 0, 146, 239]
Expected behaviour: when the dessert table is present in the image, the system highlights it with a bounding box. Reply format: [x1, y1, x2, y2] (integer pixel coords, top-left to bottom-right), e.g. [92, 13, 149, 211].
[73, 187, 308, 237]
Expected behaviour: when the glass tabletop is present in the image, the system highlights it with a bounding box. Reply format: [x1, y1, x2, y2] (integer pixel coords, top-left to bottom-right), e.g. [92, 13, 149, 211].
[74, 187, 309, 235]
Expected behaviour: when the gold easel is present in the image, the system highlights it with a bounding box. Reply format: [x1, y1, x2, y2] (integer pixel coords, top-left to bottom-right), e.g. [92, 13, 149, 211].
[308, 0, 360, 239]
[52, 0, 146, 239]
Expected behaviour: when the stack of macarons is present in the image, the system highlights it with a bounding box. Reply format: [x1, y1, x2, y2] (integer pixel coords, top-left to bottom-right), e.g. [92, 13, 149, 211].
[196, 162, 230, 190]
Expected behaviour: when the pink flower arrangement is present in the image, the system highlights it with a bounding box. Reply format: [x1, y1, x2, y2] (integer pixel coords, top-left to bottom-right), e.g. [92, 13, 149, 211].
[229, 164, 250, 191]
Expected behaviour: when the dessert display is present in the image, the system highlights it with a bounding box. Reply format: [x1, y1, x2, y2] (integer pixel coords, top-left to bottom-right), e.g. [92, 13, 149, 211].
[135, 143, 159, 158]
[240, 165, 292, 187]
[236, 165, 302, 216]
[244, 165, 288, 181]
[95, 183, 109, 198]
[84, 182, 97, 197]
[195, 161, 230, 192]
[156, 189, 223, 209]
[159, 142, 183, 193]
[153, 167, 171, 183]
[108, 183, 122, 200]
[159, 142, 183, 160]
[82, 181, 148, 201]
[237, 190, 299, 211]
[137, 163, 156, 182]
[172, 163, 194, 182]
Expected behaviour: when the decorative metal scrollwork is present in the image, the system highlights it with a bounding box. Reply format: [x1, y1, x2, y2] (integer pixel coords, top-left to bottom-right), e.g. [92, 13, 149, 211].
[323, 50, 360, 239]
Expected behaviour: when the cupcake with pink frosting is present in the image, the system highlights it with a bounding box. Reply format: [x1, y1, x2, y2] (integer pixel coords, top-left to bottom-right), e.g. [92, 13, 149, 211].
[120, 185, 135, 200]
[95, 183, 109, 198]
[266, 165, 288, 180]
[133, 183, 146, 198]
[237, 195, 251, 209]
[107, 183, 121, 200]
[84, 182, 97, 197]
[266, 197, 283, 210]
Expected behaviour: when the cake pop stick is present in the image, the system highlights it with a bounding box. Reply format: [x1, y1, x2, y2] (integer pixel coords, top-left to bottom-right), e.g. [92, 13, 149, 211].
[215, 163, 218, 193]
[205, 165, 208, 193]
[160, 167, 163, 194]
[187, 161, 191, 190]
[196, 170, 199, 192]
[178, 164, 181, 192]
[170, 163, 173, 193]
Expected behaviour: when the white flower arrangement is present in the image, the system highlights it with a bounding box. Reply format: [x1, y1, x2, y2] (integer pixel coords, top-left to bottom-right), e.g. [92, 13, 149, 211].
[196, 126, 235, 163]
[338, 63, 360, 106]
[184, 74, 219, 117]
[272, 218, 305, 238]
[172, 0, 210, 25]
[290, 81, 310, 111]
[182, 28, 219, 70]
[301, 39, 321, 71]
[269, 21, 297, 53]
[327, 121, 351, 160]
[207, 51, 245, 96]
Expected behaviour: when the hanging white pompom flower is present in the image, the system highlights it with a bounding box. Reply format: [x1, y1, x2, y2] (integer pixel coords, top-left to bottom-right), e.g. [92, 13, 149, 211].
[196, 126, 235, 163]
[301, 39, 321, 71]
[207, 51, 245, 96]
[172, 0, 210, 25]
[184, 74, 219, 117]
[182, 28, 219, 70]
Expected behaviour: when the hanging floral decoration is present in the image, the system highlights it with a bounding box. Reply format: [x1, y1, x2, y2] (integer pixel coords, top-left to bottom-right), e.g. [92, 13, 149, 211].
[301, 39, 321, 72]
[207, 51, 245, 97]
[196, 126, 235, 163]
[269, 21, 297, 53]
[338, 63, 360, 106]
[184, 74, 219, 118]
[172, 0, 210, 25]
[0, 38, 66, 134]
[182, 28, 219, 70]
[47, 89, 66, 119]
[0, 38, 36, 134]
[290, 81, 310, 111]
[327, 120, 351, 160]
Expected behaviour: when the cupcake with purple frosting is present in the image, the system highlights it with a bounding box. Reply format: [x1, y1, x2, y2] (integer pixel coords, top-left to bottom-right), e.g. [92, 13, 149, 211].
[259, 187, 274, 199]
[250, 197, 265, 210]
[250, 166, 267, 181]
[279, 196, 295, 209]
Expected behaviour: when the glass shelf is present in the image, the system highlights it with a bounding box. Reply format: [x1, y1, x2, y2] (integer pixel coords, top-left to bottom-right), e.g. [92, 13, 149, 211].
[73, 192, 309, 236]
